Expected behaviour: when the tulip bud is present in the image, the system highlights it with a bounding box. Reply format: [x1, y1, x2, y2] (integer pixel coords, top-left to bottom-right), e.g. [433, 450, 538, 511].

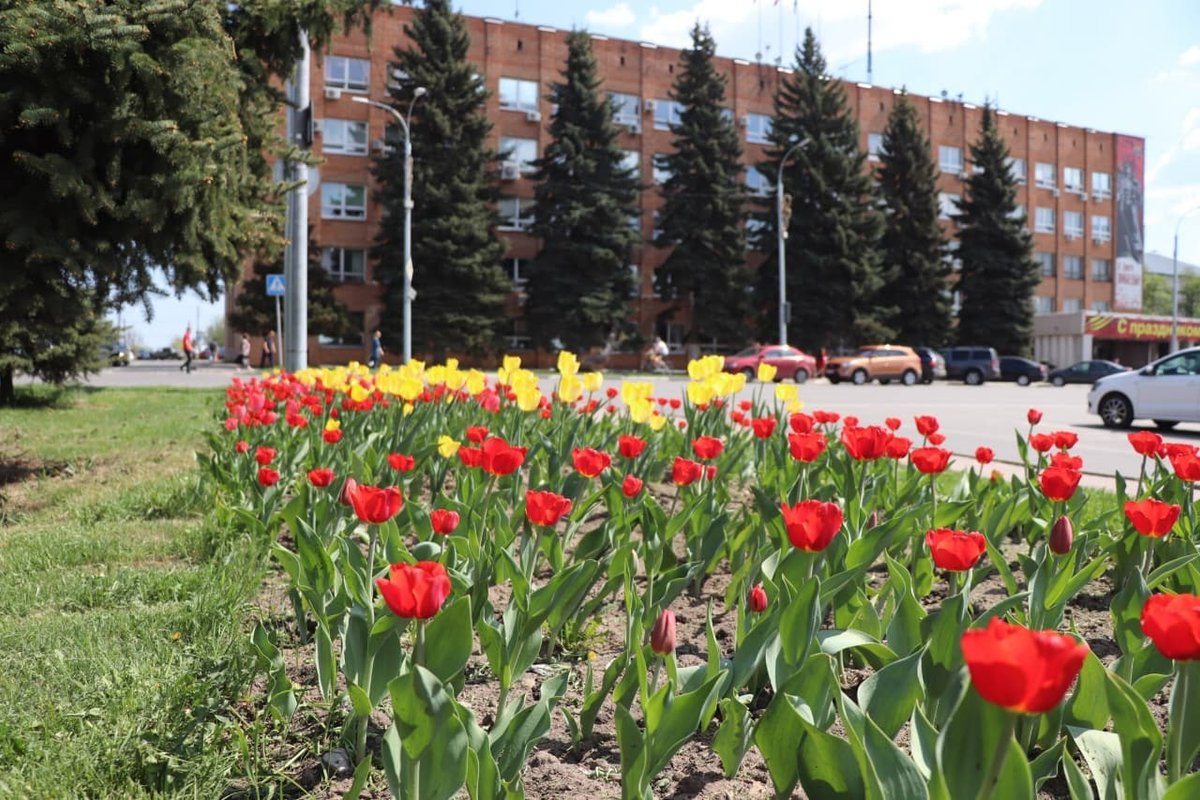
[748, 584, 768, 613]
[650, 609, 676, 655]
[1050, 515, 1074, 555]
[337, 477, 358, 506]
[868, 510, 882, 529]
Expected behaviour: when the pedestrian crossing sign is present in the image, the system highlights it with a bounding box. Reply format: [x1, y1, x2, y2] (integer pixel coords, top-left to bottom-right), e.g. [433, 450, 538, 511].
[266, 274, 286, 296]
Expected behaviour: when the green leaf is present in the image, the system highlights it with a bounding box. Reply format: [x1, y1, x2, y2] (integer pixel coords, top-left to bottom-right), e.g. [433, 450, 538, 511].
[840, 693, 929, 800]
[712, 698, 753, 778]
[858, 650, 923, 739]
[342, 756, 373, 800]
[1163, 771, 1200, 800]
[1111, 571, 1150, 659]
[644, 672, 725, 777]
[1147, 553, 1200, 589]
[1167, 661, 1200, 785]
[1064, 652, 1112, 730]
[348, 683, 372, 718]
[490, 671, 568, 783]
[251, 622, 296, 723]
[388, 665, 469, 800]
[1104, 667, 1164, 798]
[425, 596, 473, 683]
[1068, 727, 1123, 800]
[793, 710, 867, 799]
[315, 625, 337, 700]
[817, 629, 898, 670]
[1029, 740, 1064, 791]
[937, 687, 1026, 800]
[615, 703, 649, 800]
[1061, 750, 1093, 800]
[754, 691, 806, 798]
[884, 556, 927, 657]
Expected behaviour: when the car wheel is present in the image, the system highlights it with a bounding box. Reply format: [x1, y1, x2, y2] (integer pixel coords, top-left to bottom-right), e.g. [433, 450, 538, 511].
[901, 369, 918, 386]
[964, 369, 983, 386]
[741, 368, 754, 380]
[1016, 374, 1030, 386]
[1099, 393, 1134, 429]
[794, 368, 809, 384]
[852, 369, 868, 385]
[1154, 420, 1180, 431]
[828, 376, 840, 384]
[1052, 375, 1066, 387]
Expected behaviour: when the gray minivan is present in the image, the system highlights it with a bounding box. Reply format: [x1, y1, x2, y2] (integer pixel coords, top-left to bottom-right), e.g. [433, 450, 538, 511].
[940, 347, 1001, 385]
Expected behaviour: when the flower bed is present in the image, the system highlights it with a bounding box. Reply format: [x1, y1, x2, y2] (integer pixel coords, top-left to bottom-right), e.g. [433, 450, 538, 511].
[203, 354, 1200, 799]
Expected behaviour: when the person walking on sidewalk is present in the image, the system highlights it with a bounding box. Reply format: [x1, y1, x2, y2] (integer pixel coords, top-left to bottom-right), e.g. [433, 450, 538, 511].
[179, 325, 194, 374]
[260, 331, 275, 369]
[368, 330, 384, 369]
[237, 333, 252, 370]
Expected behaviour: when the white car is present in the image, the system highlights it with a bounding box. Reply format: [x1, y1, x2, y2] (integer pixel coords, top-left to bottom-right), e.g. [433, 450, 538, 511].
[1088, 347, 1200, 430]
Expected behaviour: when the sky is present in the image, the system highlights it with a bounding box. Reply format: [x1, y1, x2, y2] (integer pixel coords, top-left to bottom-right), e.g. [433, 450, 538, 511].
[113, 0, 1200, 347]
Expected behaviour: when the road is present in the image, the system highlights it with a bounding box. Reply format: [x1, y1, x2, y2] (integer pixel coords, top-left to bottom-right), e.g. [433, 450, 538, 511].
[71, 362, 1189, 483]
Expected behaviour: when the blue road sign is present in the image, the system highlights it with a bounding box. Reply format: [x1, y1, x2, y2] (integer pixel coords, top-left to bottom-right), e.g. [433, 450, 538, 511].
[266, 274, 286, 297]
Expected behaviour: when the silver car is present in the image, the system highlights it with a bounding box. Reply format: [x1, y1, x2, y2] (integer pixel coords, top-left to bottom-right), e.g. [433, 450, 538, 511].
[1088, 347, 1200, 430]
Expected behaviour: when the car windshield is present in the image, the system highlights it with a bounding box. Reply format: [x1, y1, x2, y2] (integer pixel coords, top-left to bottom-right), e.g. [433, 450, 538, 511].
[733, 347, 760, 357]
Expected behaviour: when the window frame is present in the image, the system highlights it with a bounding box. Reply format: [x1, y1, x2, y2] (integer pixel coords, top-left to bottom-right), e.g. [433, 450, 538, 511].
[497, 196, 536, 231]
[1064, 210, 1084, 238]
[1092, 171, 1112, 198]
[321, 247, 367, 283]
[652, 99, 683, 131]
[1063, 255, 1084, 280]
[1036, 251, 1056, 277]
[320, 182, 367, 220]
[321, 118, 369, 156]
[325, 56, 370, 92]
[1006, 156, 1027, 183]
[500, 135, 539, 174]
[1091, 215, 1112, 242]
[1034, 161, 1056, 189]
[610, 92, 641, 126]
[1034, 206, 1056, 234]
[745, 113, 772, 144]
[498, 77, 540, 113]
[1063, 166, 1084, 193]
[1092, 258, 1112, 281]
[867, 132, 884, 160]
[746, 166, 771, 197]
[938, 145, 964, 175]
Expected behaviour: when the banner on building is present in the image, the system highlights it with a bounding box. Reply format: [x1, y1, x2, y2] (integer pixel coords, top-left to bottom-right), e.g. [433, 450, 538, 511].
[1086, 313, 1200, 341]
[1114, 134, 1145, 311]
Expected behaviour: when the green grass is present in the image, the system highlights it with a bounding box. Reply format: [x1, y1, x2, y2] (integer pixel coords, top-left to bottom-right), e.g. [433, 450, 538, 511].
[0, 386, 266, 798]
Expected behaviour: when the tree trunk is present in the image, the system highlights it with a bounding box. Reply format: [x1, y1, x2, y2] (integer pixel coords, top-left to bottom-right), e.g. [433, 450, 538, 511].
[0, 365, 13, 405]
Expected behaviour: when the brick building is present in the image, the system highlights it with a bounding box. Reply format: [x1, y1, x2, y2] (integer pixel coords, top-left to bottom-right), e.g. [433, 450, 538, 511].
[234, 4, 1144, 366]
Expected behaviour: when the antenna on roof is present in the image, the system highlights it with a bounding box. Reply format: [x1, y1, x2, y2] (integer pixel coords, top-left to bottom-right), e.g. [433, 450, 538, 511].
[514, 0, 519, 20]
[867, 0, 873, 84]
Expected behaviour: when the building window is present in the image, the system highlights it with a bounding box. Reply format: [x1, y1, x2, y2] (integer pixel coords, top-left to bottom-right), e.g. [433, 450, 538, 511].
[1006, 157, 1027, 184]
[321, 183, 367, 219]
[653, 99, 683, 130]
[325, 56, 369, 92]
[1093, 300, 1111, 312]
[744, 113, 772, 144]
[651, 210, 664, 240]
[1062, 298, 1082, 313]
[1064, 255, 1084, 279]
[1033, 295, 1054, 314]
[1035, 206, 1056, 233]
[321, 119, 368, 155]
[500, 136, 539, 173]
[746, 166, 771, 197]
[1035, 162, 1056, 189]
[1092, 258, 1112, 281]
[652, 154, 671, 185]
[610, 93, 640, 126]
[939, 145, 964, 174]
[1010, 204, 1027, 223]
[499, 77, 539, 112]
[620, 149, 640, 178]
[497, 196, 535, 230]
[319, 312, 365, 347]
[509, 257, 530, 288]
[1036, 252, 1055, 277]
[321, 247, 366, 283]
[867, 132, 884, 160]
[938, 192, 960, 220]
[1091, 215, 1111, 242]
[1063, 166, 1084, 193]
[1092, 171, 1112, 198]
[1064, 210, 1084, 239]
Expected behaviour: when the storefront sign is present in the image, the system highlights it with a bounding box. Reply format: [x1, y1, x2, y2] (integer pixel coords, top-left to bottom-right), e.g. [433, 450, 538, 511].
[1086, 314, 1200, 341]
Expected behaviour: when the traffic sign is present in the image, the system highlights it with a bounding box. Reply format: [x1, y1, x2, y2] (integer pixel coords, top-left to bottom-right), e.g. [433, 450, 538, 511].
[266, 274, 286, 297]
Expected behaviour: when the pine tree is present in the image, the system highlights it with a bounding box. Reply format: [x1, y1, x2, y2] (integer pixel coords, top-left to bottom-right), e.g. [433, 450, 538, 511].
[653, 25, 749, 347]
[523, 30, 640, 351]
[372, 0, 509, 358]
[752, 28, 887, 350]
[955, 104, 1039, 355]
[875, 92, 952, 346]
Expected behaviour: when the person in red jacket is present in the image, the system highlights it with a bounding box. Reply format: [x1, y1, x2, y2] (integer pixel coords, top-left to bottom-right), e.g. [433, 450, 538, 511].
[180, 325, 194, 374]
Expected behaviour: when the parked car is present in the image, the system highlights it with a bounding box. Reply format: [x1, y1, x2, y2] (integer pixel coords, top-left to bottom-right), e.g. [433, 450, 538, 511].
[137, 349, 154, 361]
[1089, 348, 1200, 429]
[1048, 359, 1127, 387]
[825, 345, 923, 386]
[999, 356, 1047, 386]
[107, 344, 134, 367]
[912, 346, 947, 384]
[722, 344, 818, 383]
[151, 347, 181, 360]
[940, 346, 1001, 385]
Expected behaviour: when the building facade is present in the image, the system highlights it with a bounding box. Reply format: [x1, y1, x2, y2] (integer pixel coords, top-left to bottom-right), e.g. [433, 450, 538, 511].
[235, 5, 1145, 366]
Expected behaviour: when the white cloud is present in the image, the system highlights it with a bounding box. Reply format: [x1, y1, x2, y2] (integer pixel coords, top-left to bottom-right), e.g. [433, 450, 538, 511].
[1180, 45, 1200, 67]
[1184, 107, 1200, 153]
[585, 2, 637, 29]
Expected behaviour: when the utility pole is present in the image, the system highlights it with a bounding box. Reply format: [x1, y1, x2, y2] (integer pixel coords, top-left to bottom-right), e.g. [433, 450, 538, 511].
[776, 138, 810, 346]
[1171, 205, 1200, 352]
[283, 32, 311, 372]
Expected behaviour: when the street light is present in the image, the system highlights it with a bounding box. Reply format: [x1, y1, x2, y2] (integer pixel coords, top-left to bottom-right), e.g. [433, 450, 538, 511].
[1170, 204, 1200, 353]
[776, 137, 811, 346]
[353, 87, 428, 364]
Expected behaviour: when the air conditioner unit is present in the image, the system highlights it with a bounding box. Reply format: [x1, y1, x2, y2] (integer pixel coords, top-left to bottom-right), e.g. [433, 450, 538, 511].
[626, 122, 641, 134]
[1065, 232, 1080, 240]
[324, 87, 342, 101]
[500, 161, 520, 181]
[525, 110, 542, 123]
[311, 118, 323, 134]
[1079, 192, 1088, 201]
[1092, 237, 1106, 245]
[738, 115, 749, 127]
[371, 138, 394, 154]
[1051, 187, 1060, 197]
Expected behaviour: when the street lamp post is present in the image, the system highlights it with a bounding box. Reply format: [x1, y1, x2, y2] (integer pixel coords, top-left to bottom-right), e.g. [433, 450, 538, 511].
[353, 88, 427, 364]
[1171, 205, 1200, 353]
[776, 138, 811, 346]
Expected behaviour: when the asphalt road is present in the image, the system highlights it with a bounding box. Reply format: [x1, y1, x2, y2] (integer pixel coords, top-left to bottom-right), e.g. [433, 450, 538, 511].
[71, 361, 1187, 483]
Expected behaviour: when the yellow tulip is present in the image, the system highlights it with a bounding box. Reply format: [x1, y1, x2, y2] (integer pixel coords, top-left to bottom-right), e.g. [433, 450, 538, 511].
[757, 362, 777, 383]
[437, 435, 460, 458]
[557, 374, 583, 404]
[445, 357, 459, 371]
[516, 386, 542, 412]
[324, 418, 341, 432]
[396, 376, 423, 402]
[628, 397, 652, 423]
[648, 412, 667, 431]
[403, 402, 414, 416]
[775, 383, 799, 404]
[426, 365, 447, 386]
[348, 383, 371, 403]
[687, 381, 716, 407]
[621, 380, 653, 407]
[557, 350, 580, 377]
[445, 368, 467, 392]
[582, 371, 603, 393]
[787, 399, 804, 413]
[465, 370, 486, 396]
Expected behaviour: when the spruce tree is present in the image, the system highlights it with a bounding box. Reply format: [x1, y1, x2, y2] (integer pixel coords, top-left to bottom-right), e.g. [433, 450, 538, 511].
[524, 30, 640, 351]
[875, 92, 952, 346]
[372, 0, 509, 357]
[653, 24, 749, 347]
[752, 28, 887, 350]
[955, 104, 1039, 355]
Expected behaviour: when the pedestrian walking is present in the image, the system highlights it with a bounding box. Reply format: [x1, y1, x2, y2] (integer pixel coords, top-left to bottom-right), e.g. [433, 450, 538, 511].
[180, 325, 194, 374]
[260, 331, 275, 369]
[237, 333, 251, 370]
[368, 330, 384, 369]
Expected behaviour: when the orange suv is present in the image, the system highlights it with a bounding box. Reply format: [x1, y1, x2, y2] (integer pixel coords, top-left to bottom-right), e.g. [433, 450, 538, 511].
[825, 345, 924, 386]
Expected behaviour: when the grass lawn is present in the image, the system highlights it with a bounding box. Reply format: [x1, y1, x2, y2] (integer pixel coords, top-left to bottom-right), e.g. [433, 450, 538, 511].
[0, 386, 264, 798]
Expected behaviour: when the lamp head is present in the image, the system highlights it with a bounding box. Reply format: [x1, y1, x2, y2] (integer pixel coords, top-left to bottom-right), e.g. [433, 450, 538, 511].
[414, 86, 428, 99]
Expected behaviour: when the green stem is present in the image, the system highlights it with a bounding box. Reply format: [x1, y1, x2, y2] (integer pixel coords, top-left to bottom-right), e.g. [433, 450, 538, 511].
[1169, 662, 1193, 783]
[406, 621, 425, 800]
[649, 660, 662, 698]
[355, 525, 380, 763]
[1137, 453, 1148, 498]
[979, 711, 1018, 800]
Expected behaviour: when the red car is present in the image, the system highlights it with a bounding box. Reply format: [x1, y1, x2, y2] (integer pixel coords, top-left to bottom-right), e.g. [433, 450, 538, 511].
[723, 344, 818, 383]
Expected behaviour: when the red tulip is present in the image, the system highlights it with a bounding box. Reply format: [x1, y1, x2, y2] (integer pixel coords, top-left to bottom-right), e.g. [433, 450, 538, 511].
[1050, 452, 1083, 471]
[1052, 431, 1078, 450]
[606, 387, 619, 399]
[337, 477, 358, 506]
[235, 440, 250, 454]
[885, 436, 912, 460]
[1050, 515, 1074, 554]
[1124, 498, 1181, 538]
[1039, 467, 1082, 501]
[692, 436, 724, 460]
[257, 467, 280, 487]
[1128, 431, 1163, 456]
[255, 446, 276, 465]
[622, 474, 644, 497]
[1141, 593, 1200, 660]
[975, 447, 994, 465]
[307, 468, 335, 487]
[1029, 433, 1055, 453]
[927, 432, 946, 446]
[1170, 452, 1200, 482]
[526, 490, 572, 527]
[348, 484, 404, 524]
[843, 416, 860, 429]
[750, 417, 777, 439]
[618, 434, 647, 459]
[388, 453, 416, 472]
[780, 500, 843, 552]
[788, 432, 827, 463]
[572, 447, 612, 478]
[323, 428, 343, 444]
[813, 410, 839, 425]
[914, 415, 940, 437]
[748, 584, 768, 613]
[650, 609, 677, 655]
[911, 446, 952, 474]
[481, 437, 527, 476]
[430, 509, 460, 535]
[672, 457, 704, 486]
[789, 412, 815, 433]
[376, 561, 452, 620]
[961, 618, 1087, 713]
[466, 425, 489, 443]
[840, 425, 891, 460]
[925, 528, 987, 571]
[458, 446, 483, 468]
[1027, 408, 1043, 425]
[705, 465, 717, 481]
[885, 417, 901, 431]
[1164, 443, 1197, 460]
